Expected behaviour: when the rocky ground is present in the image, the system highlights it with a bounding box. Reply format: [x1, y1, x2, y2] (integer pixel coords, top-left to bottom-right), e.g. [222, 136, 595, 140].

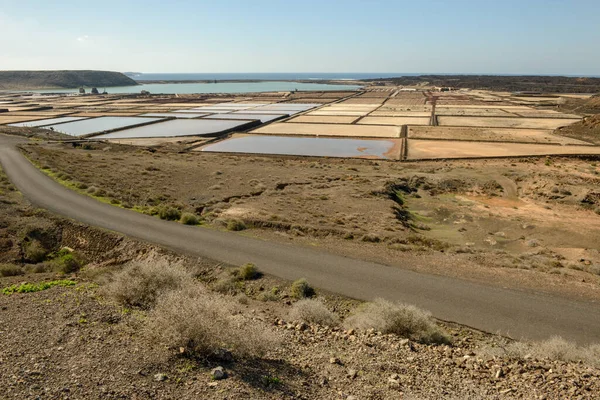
[2, 148, 600, 399]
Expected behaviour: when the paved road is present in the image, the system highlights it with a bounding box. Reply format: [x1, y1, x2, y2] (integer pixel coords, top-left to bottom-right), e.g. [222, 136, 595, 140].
[1, 134, 599, 344]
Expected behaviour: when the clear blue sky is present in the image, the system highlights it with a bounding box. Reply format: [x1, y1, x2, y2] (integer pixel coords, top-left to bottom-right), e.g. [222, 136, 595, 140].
[1, 0, 598, 75]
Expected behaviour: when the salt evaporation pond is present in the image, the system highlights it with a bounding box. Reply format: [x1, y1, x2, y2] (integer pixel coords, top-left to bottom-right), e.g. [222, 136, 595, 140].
[200, 135, 402, 160]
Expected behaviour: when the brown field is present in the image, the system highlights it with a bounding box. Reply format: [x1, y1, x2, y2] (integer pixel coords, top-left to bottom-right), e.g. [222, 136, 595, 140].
[434, 108, 519, 117]
[408, 126, 592, 145]
[306, 110, 367, 116]
[407, 139, 600, 160]
[358, 116, 431, 126]
[512, 110, 583, 119]
[438, 116, 582, 129]
[287, 115, 359, 124]
[0, 115, 45, 124]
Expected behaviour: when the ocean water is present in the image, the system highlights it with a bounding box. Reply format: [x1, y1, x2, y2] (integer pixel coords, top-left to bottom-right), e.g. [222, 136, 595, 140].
[29, 81, 362, 95]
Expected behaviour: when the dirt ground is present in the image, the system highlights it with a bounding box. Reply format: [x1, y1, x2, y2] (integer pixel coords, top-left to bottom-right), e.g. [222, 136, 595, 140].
[21, 141, 600, 303]
[1, 165, 600, 399]
[438, 116, 581, 130]
[408, 126, 590, 145]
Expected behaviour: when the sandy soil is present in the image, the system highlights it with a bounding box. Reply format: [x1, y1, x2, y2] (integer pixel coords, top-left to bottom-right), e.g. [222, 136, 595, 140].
[438, 116, 582, 129]
[287, 116, 359, 124]
[307, 111, 367, 116]
[512, 111, 583, 119]
[434, 108, 519, 117]
[407, 139, 600, 159]
[357, 116, 431, 126]
[408, 126, 592, 145]
[0, 115, 46, 124]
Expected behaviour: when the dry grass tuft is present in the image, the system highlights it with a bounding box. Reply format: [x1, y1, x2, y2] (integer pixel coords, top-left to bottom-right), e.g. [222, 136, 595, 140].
[0, 263, 24, 277]
[145, 284, 279, 358]
[344, 298, 450, 344]
[289, 299, 339, 326]
[103, 260, 191, 309]
[481, 336, 600, 368]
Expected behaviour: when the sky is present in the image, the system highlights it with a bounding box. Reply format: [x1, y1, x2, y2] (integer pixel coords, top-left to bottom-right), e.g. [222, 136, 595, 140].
[0, 0, 599, 75]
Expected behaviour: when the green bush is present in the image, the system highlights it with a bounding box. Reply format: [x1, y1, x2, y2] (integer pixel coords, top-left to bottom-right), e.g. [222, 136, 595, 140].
[237, 263, 259, 280]
[290, 278, 315, 299]
[157, 205, 182, 221]
[52, 249, 84, 274]
[180, 212, 199, 225]
[0, 264, 24, 277]
[226, 219, 246, 231]
[2, 280, 76, 295]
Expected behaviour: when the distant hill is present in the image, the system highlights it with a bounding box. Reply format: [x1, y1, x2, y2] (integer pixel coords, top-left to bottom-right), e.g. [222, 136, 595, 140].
[366, 75, 600, 94]
[0, 70, 138, 90]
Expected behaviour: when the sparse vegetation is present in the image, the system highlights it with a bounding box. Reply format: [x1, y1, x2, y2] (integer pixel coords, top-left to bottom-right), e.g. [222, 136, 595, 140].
[2, 280, 76, 295]
[103, 260, 190, 309]
[345, 298, 450, 344]
[50, 248, 84, 274]
[0, 263, 24, 277]
[213, 277, 240, 295]
[290, 278, 315, 299]
[288, 298, 339, 326]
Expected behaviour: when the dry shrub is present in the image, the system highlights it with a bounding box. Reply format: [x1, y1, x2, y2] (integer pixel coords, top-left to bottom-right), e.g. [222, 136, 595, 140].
[344, 298, 450, 344]
[145, 284, 278, 358]
[103, 260, 191, 309]
[483, 336, 600, 367]
[0, 263, 24, 277]
[213, 277, 240, 295]
[289, 299, 339, 326]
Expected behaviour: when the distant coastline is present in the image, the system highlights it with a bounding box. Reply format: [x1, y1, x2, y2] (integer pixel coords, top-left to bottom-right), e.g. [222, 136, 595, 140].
[0, 70, 137, 90]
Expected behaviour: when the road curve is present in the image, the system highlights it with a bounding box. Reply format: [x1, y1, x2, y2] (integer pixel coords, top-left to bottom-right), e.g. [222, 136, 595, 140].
[1, 134, 599, 344]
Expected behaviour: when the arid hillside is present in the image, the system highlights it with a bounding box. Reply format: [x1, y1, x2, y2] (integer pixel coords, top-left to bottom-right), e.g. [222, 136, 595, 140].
[0, 70, 137, 90]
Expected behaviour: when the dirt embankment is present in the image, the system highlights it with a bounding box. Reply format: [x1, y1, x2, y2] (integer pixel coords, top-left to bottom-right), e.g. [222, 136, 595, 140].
[2, 163, 600, 399]
[551, 93, 600, 144]
[0, 70, 137, 90]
